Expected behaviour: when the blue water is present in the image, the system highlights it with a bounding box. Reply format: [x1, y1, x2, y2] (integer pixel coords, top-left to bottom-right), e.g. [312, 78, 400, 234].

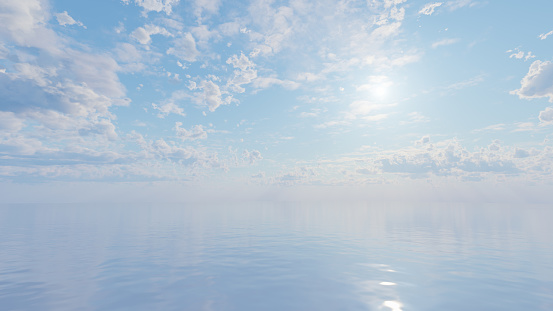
[1, 202, 552, 310]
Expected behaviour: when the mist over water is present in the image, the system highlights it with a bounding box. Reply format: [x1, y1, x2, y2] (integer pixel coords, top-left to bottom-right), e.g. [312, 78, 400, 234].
[1, 202, 552, 310]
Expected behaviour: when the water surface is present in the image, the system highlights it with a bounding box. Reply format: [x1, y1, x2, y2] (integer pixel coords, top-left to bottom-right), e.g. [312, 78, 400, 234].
[1, 202, 552, 310]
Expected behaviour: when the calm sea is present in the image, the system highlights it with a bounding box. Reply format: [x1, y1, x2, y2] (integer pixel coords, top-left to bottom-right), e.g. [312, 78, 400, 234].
[0, 202, 552, 310]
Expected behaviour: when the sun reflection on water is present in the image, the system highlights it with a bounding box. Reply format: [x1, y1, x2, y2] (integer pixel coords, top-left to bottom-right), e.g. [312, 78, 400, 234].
[383, 300, 403, 311]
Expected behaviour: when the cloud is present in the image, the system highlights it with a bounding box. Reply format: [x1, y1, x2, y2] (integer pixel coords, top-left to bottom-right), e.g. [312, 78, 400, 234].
[0, 0, 60, 52]
[347, 100, 392, 119]
[175, 123, 207, 140]
[242, 149, 263, 164]
[195, 80, 232, 112]
[226, 53, 257, 93]
[400, 112, 430, 125]
[511, 60, 553, 103]
[131, 24, 172, 44]
[55, 11, 86, 28]
[314, 120, 350, 129]
[152, 102, 185, 118]
[432, 38, 459, 48]
[130, 131, 220, 168]
[379, 140, 520, 178]
[193, 0, 220, 21]
[539, 30, 553, 40]
[0, 111, 25, 131]
[507, 48, 535, 61]
[514, 148, 530, 158]
[415, 136, 430, 145]
[246, 1, 296, 56]
[0, 0, 226, 181]
[419, 2, 443, 15]
[473, 123, 506, 132]
[445, 0, 477, 11]
[167, 32, 200, 62]
[539, 107, 553, 123]
[371, 22, 402, 39]
[443, 75, 484, 91]
[123, 0, 180, 16]
[252, 77, 300, 90]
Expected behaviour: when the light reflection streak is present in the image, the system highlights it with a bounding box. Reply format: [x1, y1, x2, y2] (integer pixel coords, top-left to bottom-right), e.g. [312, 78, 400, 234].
[383, 300, 403, 311]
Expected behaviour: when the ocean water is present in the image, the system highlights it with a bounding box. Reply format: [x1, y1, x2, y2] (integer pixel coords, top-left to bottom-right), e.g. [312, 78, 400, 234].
[0, 202, 552, 311]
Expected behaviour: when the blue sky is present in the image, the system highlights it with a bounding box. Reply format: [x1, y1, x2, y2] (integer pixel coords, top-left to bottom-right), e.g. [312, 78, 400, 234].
[1, 0, 553, 202]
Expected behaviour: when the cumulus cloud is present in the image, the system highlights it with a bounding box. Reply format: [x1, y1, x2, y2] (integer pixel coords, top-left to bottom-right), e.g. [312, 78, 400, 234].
[167, 32, 200, 62]
[511, 60, 553, 103]
[175, 122, 207, 140]
[243, 149, 263, 164]
[131, 24, 172, 44]
[419, 2, 443, 15]
[379, 140, 520, 178]
[415, 136, 430, 145]
[130, 131, 219, 168]
[226, 53, 257, 93]
[539, 107, 553, 123]
[55, 11, 86, 28]
[195, 80, 232, 112]
[507, 48, 535, 61]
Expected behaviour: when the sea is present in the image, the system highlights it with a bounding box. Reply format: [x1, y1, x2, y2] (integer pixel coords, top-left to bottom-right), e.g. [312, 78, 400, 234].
[1, 202, 552, 310]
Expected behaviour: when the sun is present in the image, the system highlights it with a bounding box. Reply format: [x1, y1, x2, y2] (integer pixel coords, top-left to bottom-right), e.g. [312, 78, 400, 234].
[371, 83, 390, 99]
[357, 75, 393, 101]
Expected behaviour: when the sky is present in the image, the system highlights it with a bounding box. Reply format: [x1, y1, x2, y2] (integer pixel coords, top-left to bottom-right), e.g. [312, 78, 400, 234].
[1, 0, 553, 203]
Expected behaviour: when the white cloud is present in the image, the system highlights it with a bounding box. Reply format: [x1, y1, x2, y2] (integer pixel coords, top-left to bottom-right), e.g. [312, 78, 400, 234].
[444, 75, 484, 91]
[371, 22, 402, 39]
[195, 80, 232, 112]
[252, 77, 300, 90]
[511, 60, 553, 103]
[379, 140, 520, 178]
[473, 123, 506, 132]
[539, 30, 553, 40]
[419, 2, 443, 15]
[247, 1, 296, 56]
[400, 112, 430, 125]
[124, 0, 180, 16]
[507, 48, 535, 61]
[0, 0, 60, 52]
[314, 120, 350, 129]
[226, 53, 257, 93]
[218, 21, 241, 36]
[0, 111, 25, 131]
[432, 38, 459, 48]
[152, 102, 185, 118]
[167, 32, 200, 62]
[539, 107, 553, 123]
[55, 11, 86, 28]
[445, 0, 476, 11]
[415, 136, 430, 145]
[175, 122, 207, 140]
[243, 149, 263, 164]
[193, 0, 220, 21]
[131, 24, 172, 44]
[347, 101, 392, 119]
